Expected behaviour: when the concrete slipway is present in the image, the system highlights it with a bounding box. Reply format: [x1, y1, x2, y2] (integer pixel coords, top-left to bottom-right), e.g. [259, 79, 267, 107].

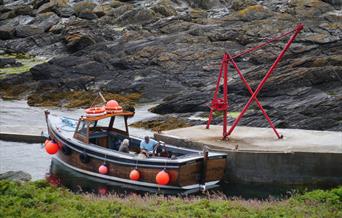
[155, 125, 342, 186]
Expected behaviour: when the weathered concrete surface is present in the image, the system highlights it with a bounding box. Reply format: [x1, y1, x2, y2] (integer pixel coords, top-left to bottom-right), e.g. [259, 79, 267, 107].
[155, 125, 342, 153]
[155, 125, 342, 185]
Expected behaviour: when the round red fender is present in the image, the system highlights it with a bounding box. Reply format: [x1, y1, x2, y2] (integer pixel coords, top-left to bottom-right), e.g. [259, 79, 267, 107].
[98, 186, 108, 195]
[106, 100, 119, 109]
[105, 100, 123, 113]
[156, 170, 170, 185]
[45, 139, 59, 155]
[98, 164, 108, 175]
[46, 174, 60, 187]
[129, 169, 140, 181]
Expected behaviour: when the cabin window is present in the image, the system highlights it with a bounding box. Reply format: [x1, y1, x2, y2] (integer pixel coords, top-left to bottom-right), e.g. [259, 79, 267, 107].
[97, 117, 111, 127]
[76, 120, 88, 136]
[89, 121, 97, 128]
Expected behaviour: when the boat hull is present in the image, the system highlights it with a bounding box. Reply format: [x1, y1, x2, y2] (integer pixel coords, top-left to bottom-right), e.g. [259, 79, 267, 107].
[46, 115, 227, 191]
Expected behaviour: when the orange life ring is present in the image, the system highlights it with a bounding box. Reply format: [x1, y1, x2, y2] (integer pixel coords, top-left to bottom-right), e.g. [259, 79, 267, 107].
[106, 105, 123, 113]
[85, 106, 106, 116]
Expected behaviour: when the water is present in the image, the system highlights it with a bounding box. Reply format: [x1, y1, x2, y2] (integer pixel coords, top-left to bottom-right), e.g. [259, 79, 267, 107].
[0, 99, 159, 180]
[0, 99, 158, 136]
[0, 140, 50, 180]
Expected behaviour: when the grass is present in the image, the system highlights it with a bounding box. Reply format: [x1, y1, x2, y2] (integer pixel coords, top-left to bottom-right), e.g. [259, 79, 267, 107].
[0, 180, 341, 217]
[0, 54, 46, 78]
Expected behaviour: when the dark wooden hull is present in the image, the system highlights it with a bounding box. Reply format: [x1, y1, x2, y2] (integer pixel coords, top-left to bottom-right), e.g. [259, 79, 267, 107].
[46, 115, 227, 190]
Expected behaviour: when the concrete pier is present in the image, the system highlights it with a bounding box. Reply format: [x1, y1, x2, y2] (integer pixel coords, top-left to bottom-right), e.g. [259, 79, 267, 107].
[155, 125, 342, 185]
[0, 132, 45, 143]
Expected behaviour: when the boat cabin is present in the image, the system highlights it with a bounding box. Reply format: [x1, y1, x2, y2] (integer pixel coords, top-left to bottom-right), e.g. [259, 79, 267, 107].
[73, 111, 138, 152]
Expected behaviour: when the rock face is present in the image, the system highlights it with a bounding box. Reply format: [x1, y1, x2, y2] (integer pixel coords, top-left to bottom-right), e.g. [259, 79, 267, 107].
[0, 171, 32, 182]
[0, 25, 15, 39]
[15, 25, 45, 37]
[0, 0, 341, 131]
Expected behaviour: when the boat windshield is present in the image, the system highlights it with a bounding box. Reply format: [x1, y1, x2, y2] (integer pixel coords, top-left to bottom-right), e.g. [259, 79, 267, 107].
[76, 120, 88, 136]
[96, 117, 111, 127]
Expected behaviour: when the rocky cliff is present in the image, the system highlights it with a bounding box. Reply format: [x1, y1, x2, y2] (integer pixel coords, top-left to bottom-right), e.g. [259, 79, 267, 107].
[0, 0, 341, 131]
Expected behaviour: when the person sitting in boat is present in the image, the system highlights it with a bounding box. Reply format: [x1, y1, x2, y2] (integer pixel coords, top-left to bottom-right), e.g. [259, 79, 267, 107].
[118, 139, 130, 153]
[140, 136, 159, 153]
[154, 141, 168, 157]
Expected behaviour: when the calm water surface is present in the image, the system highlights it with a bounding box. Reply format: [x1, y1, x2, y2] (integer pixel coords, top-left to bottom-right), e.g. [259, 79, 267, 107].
[0, 99, 158, 180]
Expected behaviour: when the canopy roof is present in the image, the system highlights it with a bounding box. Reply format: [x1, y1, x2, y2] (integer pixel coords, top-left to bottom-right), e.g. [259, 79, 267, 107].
[81, 111, 134, 122]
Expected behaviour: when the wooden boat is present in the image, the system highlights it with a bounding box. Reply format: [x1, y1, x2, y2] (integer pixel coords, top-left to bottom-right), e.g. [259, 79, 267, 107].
[44, 101, 227, 192]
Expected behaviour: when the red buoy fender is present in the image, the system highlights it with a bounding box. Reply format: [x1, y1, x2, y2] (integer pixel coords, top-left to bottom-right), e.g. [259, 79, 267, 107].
[98, 164, 108, 175]
[105, 100, 119, 109]
[129, 169, 140, 181]
[45, 140, 59, 155]
[156, 170, 170, 185]
[105, 100, 123, 113]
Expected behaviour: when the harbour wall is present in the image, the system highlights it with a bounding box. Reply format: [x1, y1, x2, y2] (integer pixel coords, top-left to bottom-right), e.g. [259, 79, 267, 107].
[155, 133, 342, 186]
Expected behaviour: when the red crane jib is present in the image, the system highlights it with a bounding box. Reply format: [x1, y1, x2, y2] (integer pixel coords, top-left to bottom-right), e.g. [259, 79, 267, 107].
[206, 23, 304, 140]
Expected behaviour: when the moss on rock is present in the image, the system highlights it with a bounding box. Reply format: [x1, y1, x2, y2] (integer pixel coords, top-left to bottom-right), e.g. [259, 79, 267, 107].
[238, 5, 272, 21]
[27, 91, 141, 109]
[0, 83, 32, 100]
[0, 54, 46, 79]
[130, 116, 191, 131]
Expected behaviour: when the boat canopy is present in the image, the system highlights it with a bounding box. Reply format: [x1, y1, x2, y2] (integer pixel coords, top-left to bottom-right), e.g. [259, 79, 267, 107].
[74, 110, 134, 144]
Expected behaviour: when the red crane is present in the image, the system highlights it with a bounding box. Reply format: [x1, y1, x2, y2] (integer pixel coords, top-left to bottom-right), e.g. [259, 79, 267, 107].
[206, 23, 304, 140]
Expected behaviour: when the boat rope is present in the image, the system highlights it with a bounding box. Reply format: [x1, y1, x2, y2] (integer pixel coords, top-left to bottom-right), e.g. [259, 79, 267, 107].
[90, 94, 100, 108]
[135, 159, 138, 169]
[163, 160, 167, 170]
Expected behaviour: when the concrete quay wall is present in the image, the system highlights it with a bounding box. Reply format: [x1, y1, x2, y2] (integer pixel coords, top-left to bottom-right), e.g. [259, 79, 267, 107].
[155, 131, 342, 186]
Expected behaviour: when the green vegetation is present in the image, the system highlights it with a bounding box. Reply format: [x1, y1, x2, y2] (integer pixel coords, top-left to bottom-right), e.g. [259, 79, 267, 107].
[27, 91, 141, 109]
[0, 180, 341, 218]
[238, 5, 264, 16]
[130, 117, 191, 132]
[0, 54, 46, 78]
